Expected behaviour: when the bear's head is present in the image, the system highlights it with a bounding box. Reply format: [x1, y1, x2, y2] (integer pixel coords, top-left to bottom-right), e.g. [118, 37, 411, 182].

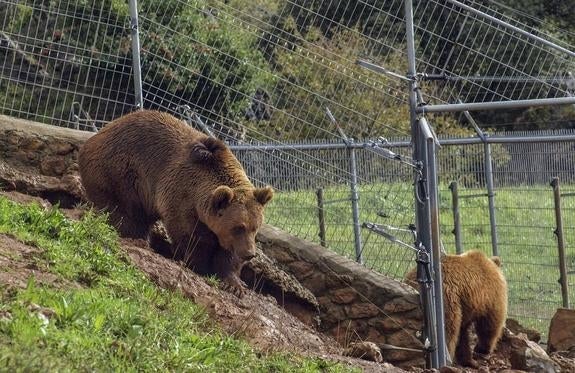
[205, 185, 274, 260]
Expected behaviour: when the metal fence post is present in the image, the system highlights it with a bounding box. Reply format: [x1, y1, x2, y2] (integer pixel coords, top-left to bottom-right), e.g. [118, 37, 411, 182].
[423, 118, 449, 368]
[449, 181, 463, 254]
[348, 143, 363, 264]
[550, 177, 570, 308]
[316, 188, 327, 247]
[484, 138, 499, 256]
[128, 0, 144, 110]
[462, 110, 499, 256]
[405, 0, 447, 367]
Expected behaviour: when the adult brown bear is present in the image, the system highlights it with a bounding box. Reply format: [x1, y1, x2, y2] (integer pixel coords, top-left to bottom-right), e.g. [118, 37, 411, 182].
[405, 250, 507, 367]
[78, 110, 273, 296]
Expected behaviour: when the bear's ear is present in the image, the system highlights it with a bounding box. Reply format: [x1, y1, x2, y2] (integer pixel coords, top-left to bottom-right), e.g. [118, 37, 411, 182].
[491, 256, 502, 267]
[211, 186, 234, 212]
[254, 186, 274, 206]
[190, 141, 213, 162]
[190, 137, 226, 163]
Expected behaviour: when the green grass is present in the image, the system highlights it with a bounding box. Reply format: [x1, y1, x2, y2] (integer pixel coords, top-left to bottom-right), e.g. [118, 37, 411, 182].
[0, 197, 354, 372]
[266, 183, 575, 337]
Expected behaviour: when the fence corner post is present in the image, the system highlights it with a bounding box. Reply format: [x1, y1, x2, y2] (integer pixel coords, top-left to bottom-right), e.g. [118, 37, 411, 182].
[550, 177, 570, 308]
[128, 0, 144, 110]
[449, 181, 462, 254]
[316, 188, 326, 247]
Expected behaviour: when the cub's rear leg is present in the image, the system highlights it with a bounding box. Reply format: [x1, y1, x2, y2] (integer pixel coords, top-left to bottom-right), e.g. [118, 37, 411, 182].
[474, 314, 504, 356]
[455, 322, 478, 368]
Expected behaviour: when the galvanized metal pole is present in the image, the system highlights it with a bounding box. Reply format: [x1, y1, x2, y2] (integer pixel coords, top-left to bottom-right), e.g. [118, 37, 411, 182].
[416, 97, 575, 114]
[128, 0, 144, 109]
[483, 138, 499, 256]
[415, 118, 438, 369]
[550, 177, 570, 308]
[449, 181, 463, 254]
[423, 117, 448, 368]
[405, 0, 427, 254]
[316, 188, 327, 247]
[405, 0, 446, 367]
[348, 144, 363, 264]
[463, 109, 499, 257]
[324, 106, 363, 262]
[226, 132, 575, 152]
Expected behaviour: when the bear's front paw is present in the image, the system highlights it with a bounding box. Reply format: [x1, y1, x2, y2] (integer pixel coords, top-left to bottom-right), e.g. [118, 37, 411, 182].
[460, 358, 479, 369]
[220, 276, 247, 297]
[473, 345, 490, 356]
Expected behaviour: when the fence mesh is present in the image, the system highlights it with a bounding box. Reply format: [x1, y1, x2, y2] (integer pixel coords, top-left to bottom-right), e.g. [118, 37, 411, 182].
[1, 0, 575, 337]
[437, 131, 575, 333]
[414, 0, 575, 109]
[0, 0, 135, 130]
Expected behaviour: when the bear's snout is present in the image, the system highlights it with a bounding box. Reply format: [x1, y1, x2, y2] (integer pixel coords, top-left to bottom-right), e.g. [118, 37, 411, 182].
[236, 244, 256, 261]
[234, 242, 257, 261]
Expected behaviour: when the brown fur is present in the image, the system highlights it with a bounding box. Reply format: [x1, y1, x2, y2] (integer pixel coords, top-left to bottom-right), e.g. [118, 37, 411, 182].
[405, 250, 507, 367]
[78, 110, 273, 295]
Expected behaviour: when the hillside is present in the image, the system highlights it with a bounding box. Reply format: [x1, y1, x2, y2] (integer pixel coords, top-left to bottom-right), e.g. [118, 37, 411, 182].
[0, 190, 399, 372]
[0, 115, 403, 371]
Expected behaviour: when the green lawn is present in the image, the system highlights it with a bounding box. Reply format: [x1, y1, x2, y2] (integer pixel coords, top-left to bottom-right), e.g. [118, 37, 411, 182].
[266, 183, 575, 336]
[0, 197, 353, 372]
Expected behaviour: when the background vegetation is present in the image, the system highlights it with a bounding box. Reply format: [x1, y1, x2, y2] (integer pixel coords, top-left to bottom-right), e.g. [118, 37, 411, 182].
[1, 0, 574, 136]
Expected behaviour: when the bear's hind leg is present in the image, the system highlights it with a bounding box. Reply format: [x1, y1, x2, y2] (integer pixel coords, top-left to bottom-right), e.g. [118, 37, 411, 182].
[474, 314, 504, 356]
[444, 302, 461, 362]
[455, 322, 478, 368]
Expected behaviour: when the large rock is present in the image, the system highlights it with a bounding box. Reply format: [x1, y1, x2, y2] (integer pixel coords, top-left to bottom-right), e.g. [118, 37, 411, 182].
[504, 331, 560, 372]
[0, 116, 88, 207]
[548, 308, 575, 353]
[241, 247, 321, 328]
[506, 318, 541, 343]
[0, 161, 84, 207]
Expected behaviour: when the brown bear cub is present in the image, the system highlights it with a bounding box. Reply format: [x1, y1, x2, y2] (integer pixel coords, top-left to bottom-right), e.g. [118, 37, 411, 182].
[78, 110, 273, 296]
[405, 250, 507, 368]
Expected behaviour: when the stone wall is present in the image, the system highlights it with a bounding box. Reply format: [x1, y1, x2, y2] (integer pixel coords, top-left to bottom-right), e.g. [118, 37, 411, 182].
[257, 225, 423, 367]
[0, 115, 425, 368]
[0, 115, 88, 206]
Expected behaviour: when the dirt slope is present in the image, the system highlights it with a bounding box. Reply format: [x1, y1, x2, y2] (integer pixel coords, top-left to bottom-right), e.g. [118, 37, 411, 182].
[0, 191, 403, 372]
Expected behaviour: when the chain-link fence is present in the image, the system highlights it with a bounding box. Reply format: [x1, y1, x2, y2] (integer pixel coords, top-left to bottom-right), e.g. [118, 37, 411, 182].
[436, 130, 575, 333]
[232, 140, 417, 274]
[2, 0, 575, 341]
[231, 132, 575, 334]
